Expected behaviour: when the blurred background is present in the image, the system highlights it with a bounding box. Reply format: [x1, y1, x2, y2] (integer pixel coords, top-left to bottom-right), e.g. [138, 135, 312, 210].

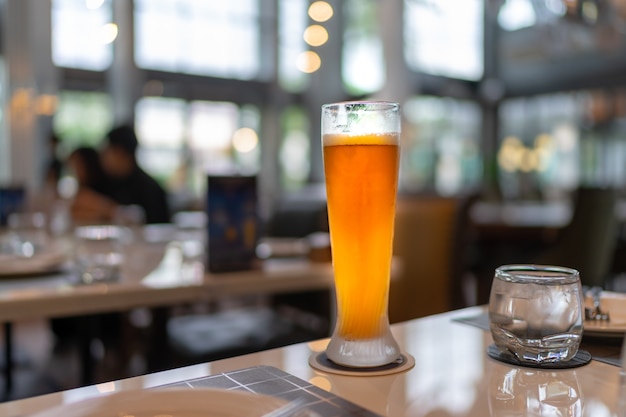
[4, 0, 626, 211]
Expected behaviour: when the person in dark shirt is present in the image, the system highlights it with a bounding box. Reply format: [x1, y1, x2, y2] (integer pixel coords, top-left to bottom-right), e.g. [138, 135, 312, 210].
[59, 128, 171, 352]
[71, 125, 170, 224]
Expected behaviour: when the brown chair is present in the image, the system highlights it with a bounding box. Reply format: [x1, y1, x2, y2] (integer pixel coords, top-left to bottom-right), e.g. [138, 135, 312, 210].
[389, 193, 478, 324]
[533, 187, 619, 288]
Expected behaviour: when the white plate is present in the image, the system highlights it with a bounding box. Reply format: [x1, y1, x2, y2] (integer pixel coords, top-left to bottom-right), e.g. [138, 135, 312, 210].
[28, 388, 312, 417]
[0, 250, 67, 277]
[583, 291, 626, 338]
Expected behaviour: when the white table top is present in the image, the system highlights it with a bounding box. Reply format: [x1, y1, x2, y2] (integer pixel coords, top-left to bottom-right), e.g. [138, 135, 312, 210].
[1, 306, 623, 417]
[0, 237, 335, 322]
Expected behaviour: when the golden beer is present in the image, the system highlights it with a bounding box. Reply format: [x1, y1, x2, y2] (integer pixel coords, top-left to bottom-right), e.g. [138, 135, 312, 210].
[323, 135, 399, 338]
[320, 101, 402, 367]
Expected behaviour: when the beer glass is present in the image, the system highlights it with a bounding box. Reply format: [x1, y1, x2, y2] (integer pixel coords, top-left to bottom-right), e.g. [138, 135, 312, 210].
[322, 101, 401, 367]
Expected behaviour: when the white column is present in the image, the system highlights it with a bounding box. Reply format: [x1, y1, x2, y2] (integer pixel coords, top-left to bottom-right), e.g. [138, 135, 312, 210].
[257, 0, 282, 220]
[0, 51, 8, 183]
[108, 0, 141, 125]
[2, 0, 58, 191]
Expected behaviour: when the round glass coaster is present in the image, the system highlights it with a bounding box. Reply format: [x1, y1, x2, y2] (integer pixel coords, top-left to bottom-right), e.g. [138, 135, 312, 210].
[309, 351, 415, 376]
[486, 344, 592, 369]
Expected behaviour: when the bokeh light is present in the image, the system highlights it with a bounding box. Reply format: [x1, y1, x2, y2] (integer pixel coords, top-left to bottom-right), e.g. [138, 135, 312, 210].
[296, 51, 321, 73]
[303, 25, 329, 47]
[100, 23, 118, 44]
[232, 127, 259, 153]
[498, 134, 555, 173]
[308, 1, 333, 22]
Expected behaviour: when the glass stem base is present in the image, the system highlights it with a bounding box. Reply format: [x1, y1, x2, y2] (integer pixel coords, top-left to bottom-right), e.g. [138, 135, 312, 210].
[325, 325, 401, 367]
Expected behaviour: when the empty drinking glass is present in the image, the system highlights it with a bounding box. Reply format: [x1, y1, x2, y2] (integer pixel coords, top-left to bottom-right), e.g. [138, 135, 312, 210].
[489, 264, 583, 364]
[6, 212, 48, 257]
[74, 225, 124, 284]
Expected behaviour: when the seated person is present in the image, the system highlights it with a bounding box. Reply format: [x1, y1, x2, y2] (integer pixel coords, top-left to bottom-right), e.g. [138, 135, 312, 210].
[57, 132, 170, 353]
[66, 146, 111, 196]
[71, 125, 170, 224]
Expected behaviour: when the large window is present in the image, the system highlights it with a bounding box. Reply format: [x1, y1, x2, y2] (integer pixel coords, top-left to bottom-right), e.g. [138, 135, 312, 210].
[342, 0, 385, 95]
[278, 0, 309, 92]
[135, 97, 186, 187]
[404, 0, 484, 81]
[48, 0, 493, 203]
[279, 106, 311, 190]
[402, 96, 482, 195]
[135, 97, 261, 198]
[498, 90, 626, 200]
[51, 0, 114, 71]
[134, 0, 262, 80]
[498, 93, 582, 200]
[53, 91, 113, 152]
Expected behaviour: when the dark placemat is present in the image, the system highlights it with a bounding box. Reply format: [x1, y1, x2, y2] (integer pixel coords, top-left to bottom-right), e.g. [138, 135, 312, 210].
[487, 344, 592, 369]
[160, 365, 382, 417]
[453, 312, 491, 332]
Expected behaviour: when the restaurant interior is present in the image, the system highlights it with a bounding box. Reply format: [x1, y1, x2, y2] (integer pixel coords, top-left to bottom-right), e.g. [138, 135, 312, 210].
[1, 0, 626, 403]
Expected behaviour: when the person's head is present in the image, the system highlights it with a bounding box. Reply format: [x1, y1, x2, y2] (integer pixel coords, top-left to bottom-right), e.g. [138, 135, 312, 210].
[100, 125, 138, 178]
[67, 146, 107, 188]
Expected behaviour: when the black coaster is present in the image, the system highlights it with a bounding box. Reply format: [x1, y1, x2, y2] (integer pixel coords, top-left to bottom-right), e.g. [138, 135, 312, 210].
[309, 351, 415, 376]
[487, 344, 592, 369]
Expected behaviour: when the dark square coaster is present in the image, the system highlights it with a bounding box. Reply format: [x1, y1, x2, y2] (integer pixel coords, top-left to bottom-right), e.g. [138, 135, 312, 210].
[487, 344, 592, 369]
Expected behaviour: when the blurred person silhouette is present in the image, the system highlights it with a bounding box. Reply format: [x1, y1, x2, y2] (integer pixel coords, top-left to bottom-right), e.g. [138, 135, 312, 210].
[66, 146, 111, 195]
[51, 147, 113, 348]
[66, 128, 169, 368]
[58, 141, 167, 355]
[71, 125, 170, 224]
[44, 132, 63, 197]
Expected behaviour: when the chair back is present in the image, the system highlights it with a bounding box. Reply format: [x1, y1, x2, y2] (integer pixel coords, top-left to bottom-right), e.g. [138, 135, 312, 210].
[533, 187, 618, 288]
[389, 193, 478, 323]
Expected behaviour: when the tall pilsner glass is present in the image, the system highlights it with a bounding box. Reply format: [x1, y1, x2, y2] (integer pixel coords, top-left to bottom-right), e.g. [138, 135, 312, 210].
[322, 101, 401, 367]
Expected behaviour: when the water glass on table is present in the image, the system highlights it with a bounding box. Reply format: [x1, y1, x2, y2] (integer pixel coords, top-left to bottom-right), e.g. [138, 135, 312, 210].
[489, 264, 583, 364]
[5, 211, 48, 257]
[74, 225, 124, 284]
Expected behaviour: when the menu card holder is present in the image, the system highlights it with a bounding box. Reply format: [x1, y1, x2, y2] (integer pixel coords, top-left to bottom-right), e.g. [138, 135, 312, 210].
[0, 185, 25, 226]
[206, 175, 258, 273]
